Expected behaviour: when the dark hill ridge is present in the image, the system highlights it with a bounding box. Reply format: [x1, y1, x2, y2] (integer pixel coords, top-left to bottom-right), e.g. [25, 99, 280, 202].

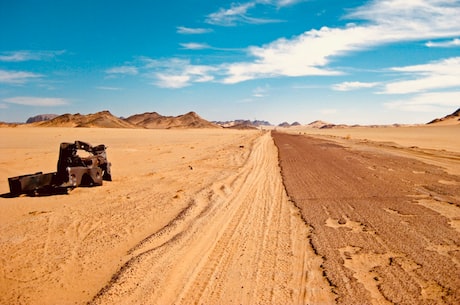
[428, 108, 460, 124]
[26, 114, 59, 123]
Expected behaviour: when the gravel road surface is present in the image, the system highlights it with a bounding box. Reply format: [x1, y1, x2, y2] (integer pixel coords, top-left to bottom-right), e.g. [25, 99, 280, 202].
[273, 131, 460, 305]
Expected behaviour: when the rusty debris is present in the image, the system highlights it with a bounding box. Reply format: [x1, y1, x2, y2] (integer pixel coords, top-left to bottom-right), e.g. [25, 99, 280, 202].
[8, 141, 112, 196]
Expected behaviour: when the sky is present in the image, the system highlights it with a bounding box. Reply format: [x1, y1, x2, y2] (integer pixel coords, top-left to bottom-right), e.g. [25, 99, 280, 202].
[1, 0, 460, 125]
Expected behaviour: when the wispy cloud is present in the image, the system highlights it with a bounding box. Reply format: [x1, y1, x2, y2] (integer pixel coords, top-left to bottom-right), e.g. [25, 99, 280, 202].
[0, 69, 43, 84]
[105, 66, 139, 76]
[180, 42, 212, 50]
[206, 2, 282, 26]
[252, 85, 270, 97]
[177, 26, 213, 34]
[206, 2, 255, 26]
[0, 50, 65, 62]
[142, 58, 217, 88]
[96, 86, 123, 91]
[384, 91, 460, 112]
[274, 0, 303, 6]
[3, 96, 69, 106]
[382, 57, 460, 94]
[425, 38, 460, 47]
[332, 81, 379, 91]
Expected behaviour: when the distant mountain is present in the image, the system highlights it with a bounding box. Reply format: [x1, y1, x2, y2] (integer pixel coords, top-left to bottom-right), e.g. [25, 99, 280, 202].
[125, 111, 220, 129]
[224, 123, 259, 130]
[214, 119, 272, 128]
[307, 120, 330, 128]
[278, 122, 291, 127]
[428, 108, 460, 125]
[124, 112, 162, 127]
[36, 110, 138, 128]
[26, 114, 59, 123]
[23, 110, 220, 129]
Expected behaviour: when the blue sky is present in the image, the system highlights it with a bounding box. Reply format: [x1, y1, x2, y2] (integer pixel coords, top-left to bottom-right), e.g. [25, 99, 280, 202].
[1, 0, 459, 124]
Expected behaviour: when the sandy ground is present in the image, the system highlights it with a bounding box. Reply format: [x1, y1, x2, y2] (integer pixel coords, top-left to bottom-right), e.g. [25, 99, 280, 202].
[0, 127, 333, 305]
[0, 125, 459, 304]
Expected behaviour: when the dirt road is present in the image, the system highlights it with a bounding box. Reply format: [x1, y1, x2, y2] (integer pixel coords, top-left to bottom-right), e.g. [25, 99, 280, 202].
[272, 131, 460, 305]
[89, 131, 333, 304]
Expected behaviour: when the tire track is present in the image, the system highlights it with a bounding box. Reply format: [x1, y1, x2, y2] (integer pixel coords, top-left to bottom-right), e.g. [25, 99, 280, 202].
[90, 132, 334, 305]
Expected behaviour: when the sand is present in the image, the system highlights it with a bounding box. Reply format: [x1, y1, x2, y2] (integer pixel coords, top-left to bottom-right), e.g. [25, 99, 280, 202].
[0, 127, 333, 304]
[0, 125, 459, 304]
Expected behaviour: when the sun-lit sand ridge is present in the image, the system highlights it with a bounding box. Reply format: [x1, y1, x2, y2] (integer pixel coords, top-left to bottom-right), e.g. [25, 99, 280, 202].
[0, 119, 459, 304]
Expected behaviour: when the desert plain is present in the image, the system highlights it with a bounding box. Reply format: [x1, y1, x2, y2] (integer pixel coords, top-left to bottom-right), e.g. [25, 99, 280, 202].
[0, 124, 459, 304]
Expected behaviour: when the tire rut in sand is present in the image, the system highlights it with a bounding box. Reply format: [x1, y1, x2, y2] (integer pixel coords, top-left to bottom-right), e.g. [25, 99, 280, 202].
[90, 132, 334, 305]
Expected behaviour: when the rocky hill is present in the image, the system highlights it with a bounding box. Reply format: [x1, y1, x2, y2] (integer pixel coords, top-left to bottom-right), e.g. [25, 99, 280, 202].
[428, 108, 460, 125]
[36, 111, 138, 128]
[26, 114, 59, 123]
[125, 111, 220, 129]
[276, 121, 303, 128]
[26, 110, 220, 129]
[306, 120, 330, 128]
[124, 112, 162, 127]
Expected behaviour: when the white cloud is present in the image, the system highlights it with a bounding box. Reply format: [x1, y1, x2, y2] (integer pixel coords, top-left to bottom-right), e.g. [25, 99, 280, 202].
[180, 42, 211, 50]
[176, 26, 213, 34]
[105, 66, 138, 75]
[0, 50, 65, 62]
[0, 69, 43, 84]
[332, 81, 379, 91]
[3, 96, 69, 106]
[383, 57, 460, 94]
[222, 25, 374, 83]
[273, 0, 302, 6]
[426, 38, 460, 47]
[220, 0, 460, 83]
[206, 2, 256, 26]
[155, 74, 191, 89]
[384, 91, 460, 112]
[0, 103, 7, 109]
[348, 0, 460, 36]
[206, 2, 282, 26]
[106, 1, 460, 88]
[144, 58, 216, 88]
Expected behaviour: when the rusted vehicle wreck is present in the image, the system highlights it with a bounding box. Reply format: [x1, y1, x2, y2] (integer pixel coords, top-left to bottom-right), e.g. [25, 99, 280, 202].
[8, 141, 112, 196]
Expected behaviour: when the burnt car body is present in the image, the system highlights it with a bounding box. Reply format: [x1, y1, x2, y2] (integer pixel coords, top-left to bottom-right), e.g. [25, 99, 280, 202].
[8, 141, 111, 196]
